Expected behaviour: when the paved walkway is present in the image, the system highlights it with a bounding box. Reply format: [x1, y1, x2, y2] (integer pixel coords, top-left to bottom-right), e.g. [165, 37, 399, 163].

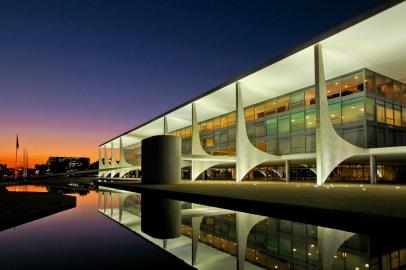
[99, 181, 406, 234]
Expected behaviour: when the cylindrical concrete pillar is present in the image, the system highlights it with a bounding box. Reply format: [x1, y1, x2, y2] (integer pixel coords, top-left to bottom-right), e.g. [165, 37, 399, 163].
[141, 135, 181, 184]
[141, 194, 181, 239]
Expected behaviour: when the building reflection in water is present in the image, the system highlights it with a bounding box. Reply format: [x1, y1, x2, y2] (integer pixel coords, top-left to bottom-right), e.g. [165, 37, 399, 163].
[97, 189, 406, 270]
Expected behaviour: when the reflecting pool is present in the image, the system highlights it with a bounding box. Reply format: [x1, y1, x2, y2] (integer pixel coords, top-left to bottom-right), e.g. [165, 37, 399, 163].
[98, 187, 406, 270]
[0, 185, 192, 270]
[1, 184, 406, 270]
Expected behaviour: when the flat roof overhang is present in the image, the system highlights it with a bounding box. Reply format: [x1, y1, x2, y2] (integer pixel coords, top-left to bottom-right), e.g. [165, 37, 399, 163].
[101, 0, 406, 148]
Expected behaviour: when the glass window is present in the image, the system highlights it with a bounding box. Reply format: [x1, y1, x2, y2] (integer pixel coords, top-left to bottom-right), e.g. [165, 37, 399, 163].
[365, 70, 376, 95]
[214, 133, 221, 145]
[386, 103, 394, 125]
[394, 107, 401, 127]
[266, 118, 277, 137]
[245, 107, 255, 121]
[329, 102, 341, 125]
[227, 112, 236, 126]
[247, 125, 255, 140]
[278, 115, 290, 135]
[402, 107, 406, 127]
[394, 82, 401, 104]
[207, 120, 213, 131]
[220, 133, 228, 145]
[206, 137, 214, 147]
[255, 140, 266, 151]
[377, 103, 385, 123]
[220, 116, 227, 128]
[200, 122, 207, 132]
[326, 80, 341, 99]
[255, 123, 265, 137]
[306, 109, 316, 129]
[185, 127, 191, 137]
[305, 87, 315, 107]
[265, 100, 278, 115]
[342, 97, 364, 123]
[341, 72, 363, 97]
[276, 96, 289, 113]
[214, 118, 221, 129]
[402, 84, 406, 105]
[291, 111, 304, 131]
[365, 97, 375, 121]
[255, 103, 266, 119]
[290, 91, 304, 109]
[376, 75, 393, 100]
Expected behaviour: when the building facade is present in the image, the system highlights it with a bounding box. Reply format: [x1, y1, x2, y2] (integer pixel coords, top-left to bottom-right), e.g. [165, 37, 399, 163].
[99, 1, 406, 184]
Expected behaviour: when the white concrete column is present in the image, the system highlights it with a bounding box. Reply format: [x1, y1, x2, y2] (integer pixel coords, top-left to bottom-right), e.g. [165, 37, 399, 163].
[285, 160, 290, 182]
[370, 155, 377, 184]
[164, 116, 169, 135]
[314, 44, 365, 186]
[318, 227, 354, 270]
[191, 102, 221, 180]
[110, 192, 114, 216]
[191, 216, 204, 266]
[236, 212, 267, 270]
[103, 192, 107, 213]
[236, 82, 280, 183]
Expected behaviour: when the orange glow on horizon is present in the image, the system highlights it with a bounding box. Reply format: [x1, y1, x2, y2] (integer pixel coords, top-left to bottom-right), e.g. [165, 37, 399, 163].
[0, 121, 124, 168]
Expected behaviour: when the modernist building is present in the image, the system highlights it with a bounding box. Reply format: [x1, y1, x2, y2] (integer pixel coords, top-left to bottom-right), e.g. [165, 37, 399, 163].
[99, 1, 406, 185]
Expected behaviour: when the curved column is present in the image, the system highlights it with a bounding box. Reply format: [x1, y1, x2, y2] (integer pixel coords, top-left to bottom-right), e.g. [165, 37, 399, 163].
[314, 44, 365, 185]
[111, 141, 119, 167]
[318, 226, 354, 270]
[102, 145, 112, 177]
[191, 216, 204, 266]
[236, 82, 280, 183]
[98, 147, 104, 177]
[118, 137, 138, 178]
[236, 212, 267, 270]
[191, 160, 221, 180]
[190, 103, 228, 180]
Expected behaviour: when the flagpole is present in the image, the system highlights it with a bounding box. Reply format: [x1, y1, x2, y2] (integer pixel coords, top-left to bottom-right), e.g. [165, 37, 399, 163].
[15, 137, 18, 180]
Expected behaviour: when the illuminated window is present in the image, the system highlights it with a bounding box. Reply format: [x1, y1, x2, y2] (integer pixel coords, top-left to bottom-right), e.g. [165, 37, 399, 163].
[278, 115, 290, 134]
[206, 137, 214, 147]
[227, 112, 236, 126]
[305, 109, 316, 129]
[266, 118, 277, 137]
[213, 118, 221, 129]
[386, 104, 394, 125]
[365, 97, 375, 121]
[255, 103, 266, 119]
[394, 107, 401, 126]
[291, 111, 304, 131]
[245, 107, 255, 121]
[305, 88, 315, 107]
[207, 120, 214, 131]
[290, 91, 304, 109]
[265, 100, 278, 115]
[326, 80, 341, 99]
[377, 104, 385, 123]
[329, 103, 341, 125]
[342, 97, 364, 123]
[220, 116, 227, 128]
[341, 72, 363, 97]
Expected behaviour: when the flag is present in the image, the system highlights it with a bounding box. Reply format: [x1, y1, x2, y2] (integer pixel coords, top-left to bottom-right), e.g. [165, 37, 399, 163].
[16, 135, 19, 149]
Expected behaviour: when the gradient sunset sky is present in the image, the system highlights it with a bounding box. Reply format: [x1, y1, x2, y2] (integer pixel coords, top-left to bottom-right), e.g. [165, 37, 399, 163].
[0, 0, 384, 168]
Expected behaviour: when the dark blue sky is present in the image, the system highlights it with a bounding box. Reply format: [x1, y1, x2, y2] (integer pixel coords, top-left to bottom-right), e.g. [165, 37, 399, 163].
[0, 0, 386, 163]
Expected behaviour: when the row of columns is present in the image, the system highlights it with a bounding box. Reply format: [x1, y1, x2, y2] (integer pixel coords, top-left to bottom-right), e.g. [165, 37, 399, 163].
[100, 43, 379, 185]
